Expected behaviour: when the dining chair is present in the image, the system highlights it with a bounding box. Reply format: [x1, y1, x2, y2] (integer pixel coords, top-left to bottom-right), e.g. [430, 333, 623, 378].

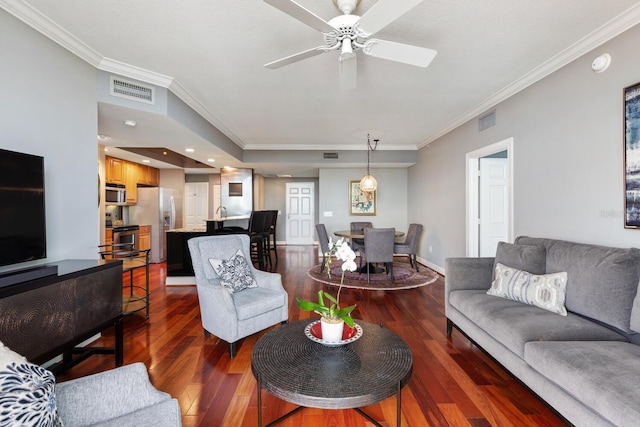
[359, 227, 396, 283]
[350, 221, 372, 253]
[187, 234, 289, 358]
[393, 223, 423, 272]
[315, 223, 331, 273]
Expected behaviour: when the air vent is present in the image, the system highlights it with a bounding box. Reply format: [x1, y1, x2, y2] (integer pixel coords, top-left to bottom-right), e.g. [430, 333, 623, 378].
[110, 76, 155, 104]
[479, 110, 496, 131]
[323, 152, 339, 159]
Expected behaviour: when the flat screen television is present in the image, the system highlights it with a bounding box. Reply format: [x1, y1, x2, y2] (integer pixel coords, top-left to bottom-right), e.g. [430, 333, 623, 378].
[0, 148, 47, 267]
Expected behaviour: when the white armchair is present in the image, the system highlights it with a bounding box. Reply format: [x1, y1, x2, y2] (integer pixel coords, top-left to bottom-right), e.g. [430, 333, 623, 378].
[187, 234, 289, 358]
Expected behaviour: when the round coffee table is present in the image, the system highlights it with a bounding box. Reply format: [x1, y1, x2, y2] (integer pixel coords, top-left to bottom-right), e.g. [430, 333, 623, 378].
[251, 320, 413, 427]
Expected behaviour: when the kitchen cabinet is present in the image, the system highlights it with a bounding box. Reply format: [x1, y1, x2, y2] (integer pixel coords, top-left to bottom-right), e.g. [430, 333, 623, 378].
[139, 225, 151, 251]
[105, 156, 125, 185]
[105, 228, 113, 245]
[105, 156, 159, 204]
[124, 162, 138, 204]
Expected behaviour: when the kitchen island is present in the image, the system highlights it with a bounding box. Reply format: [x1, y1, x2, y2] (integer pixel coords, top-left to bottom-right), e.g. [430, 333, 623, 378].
[165, 216, 250, 285]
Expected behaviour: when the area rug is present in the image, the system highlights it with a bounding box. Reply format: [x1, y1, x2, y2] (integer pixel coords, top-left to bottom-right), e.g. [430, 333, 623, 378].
[306, 258, 439, 291]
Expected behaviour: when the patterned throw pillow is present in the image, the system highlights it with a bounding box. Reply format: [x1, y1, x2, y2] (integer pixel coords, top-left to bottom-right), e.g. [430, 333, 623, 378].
[0, 341, 63, 427]
[488, 263, 568, 316]
[209, 249, 258, 293]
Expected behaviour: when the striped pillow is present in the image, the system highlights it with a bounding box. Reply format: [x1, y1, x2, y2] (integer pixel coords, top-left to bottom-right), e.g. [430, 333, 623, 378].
[488, 263, 568, 316]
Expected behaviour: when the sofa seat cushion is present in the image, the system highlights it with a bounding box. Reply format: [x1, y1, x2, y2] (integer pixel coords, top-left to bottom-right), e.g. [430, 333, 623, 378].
[525, 341, 640, 427]
[232, 286, 286, 321]
[449, 290, 627, 357]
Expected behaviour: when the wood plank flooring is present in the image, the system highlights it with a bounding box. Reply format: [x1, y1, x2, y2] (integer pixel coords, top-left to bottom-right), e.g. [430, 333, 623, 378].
[57, 245, 566, 426]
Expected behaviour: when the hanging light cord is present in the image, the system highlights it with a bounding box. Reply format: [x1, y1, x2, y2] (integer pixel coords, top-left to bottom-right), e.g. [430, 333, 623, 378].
[366, 133, 378, 174]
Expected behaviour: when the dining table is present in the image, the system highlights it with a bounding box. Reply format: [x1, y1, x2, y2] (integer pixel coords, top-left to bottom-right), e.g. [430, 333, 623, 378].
[333, 229, 405, 274]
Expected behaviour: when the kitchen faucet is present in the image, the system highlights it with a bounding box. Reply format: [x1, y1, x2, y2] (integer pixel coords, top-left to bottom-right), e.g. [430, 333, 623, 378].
[216, 205, 227, 219]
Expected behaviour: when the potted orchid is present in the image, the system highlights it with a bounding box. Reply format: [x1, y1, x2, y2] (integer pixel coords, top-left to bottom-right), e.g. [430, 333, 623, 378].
[296, 238, 357, 341]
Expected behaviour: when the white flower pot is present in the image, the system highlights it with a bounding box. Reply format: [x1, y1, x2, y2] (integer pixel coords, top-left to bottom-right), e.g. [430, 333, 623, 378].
[320, 317, 344, 342]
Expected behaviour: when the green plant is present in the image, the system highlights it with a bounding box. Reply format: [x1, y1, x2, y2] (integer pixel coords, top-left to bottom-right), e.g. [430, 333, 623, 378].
[296, 238, 357, 327]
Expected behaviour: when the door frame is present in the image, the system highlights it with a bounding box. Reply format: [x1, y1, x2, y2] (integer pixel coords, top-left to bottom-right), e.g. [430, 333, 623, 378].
[466, 137, 514, 257]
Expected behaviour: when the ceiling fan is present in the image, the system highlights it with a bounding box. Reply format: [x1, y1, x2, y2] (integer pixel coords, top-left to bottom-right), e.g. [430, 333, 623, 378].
[263, 0, 437, 90]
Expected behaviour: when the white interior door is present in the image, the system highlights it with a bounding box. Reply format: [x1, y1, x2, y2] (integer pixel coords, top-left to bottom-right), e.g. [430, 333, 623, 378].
[479, 157, 508, 256]
[286, 182, 315, 245]
[184, 182, 209, 228]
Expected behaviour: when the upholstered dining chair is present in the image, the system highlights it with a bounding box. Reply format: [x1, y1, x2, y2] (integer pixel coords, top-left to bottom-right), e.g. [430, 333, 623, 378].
[350, 221, 373, 254]
[359, 227, 396, 283]
[393, 223, 423, 272]
[315, 223, 331, 273]
[188, 234, 288, 358]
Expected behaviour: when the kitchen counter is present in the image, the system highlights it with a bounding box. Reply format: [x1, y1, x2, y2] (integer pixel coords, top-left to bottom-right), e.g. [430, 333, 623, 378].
[167, 227, 206, 233]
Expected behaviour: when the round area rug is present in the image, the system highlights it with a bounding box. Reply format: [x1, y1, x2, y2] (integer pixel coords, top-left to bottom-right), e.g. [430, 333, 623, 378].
[306, 258, 439, 291]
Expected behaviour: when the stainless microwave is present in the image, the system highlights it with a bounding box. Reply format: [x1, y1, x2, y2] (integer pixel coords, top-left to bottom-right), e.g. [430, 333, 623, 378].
[105, 185, 127, 205]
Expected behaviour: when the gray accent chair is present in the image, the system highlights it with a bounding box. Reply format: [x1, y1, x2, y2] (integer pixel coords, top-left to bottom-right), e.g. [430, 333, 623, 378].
[350, 221, 372, 254]
[188, 234, 288, 358]
[315, 223, 331, 273]
[56, 362, 181, 426]
[393, 223, 423, 272]
[359, 227, 396, 283]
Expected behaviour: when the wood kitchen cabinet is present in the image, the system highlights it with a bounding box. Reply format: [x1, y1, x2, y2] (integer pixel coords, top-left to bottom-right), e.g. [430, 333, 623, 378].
[139, 225, 151, 251]
[105, 156, 125, 185]
[105, 228, 113, 245]
[124, 162, 138, 204]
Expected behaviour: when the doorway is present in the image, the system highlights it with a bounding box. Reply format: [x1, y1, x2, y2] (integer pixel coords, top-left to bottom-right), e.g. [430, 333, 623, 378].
[466, 138, 514, 257]
[285, 182, 315, 245]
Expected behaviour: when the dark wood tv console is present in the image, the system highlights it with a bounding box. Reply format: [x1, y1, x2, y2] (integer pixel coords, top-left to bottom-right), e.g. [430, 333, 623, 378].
[0, 259, 123, 375]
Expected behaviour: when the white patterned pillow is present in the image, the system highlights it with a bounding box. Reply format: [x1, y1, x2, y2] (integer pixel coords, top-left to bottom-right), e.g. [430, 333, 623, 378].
[209, 249, 258, 293]
[0, 341, 63, 427]
[488, 263, 568, 316]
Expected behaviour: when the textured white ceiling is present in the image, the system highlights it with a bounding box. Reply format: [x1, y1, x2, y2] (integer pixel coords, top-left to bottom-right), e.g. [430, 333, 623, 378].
[4, 0, 640, 175]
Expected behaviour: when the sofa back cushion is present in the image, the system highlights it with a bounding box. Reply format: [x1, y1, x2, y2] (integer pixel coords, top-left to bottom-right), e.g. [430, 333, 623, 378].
[515, 237, 640, 333]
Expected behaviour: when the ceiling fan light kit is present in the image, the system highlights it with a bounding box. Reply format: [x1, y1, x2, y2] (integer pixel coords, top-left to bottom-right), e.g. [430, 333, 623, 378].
[264, 0, 437, 89]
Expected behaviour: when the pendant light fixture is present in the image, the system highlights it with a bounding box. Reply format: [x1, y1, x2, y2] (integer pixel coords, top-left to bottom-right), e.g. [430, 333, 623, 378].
[359, 134, 378, 192]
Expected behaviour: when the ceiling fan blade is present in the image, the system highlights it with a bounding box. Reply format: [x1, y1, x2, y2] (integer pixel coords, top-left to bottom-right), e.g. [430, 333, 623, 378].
[363, 39, 437, 68]
[356, 0, 423, 36]
[264, 46, 328, 69]
[264, 0, 335, 33]
[339, 56, 357, 91]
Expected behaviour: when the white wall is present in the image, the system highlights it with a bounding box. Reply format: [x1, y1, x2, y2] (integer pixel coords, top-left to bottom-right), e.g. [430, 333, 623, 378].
[319, 168, 408, 240]
[409, 22, 640, 271]
[0, 10, 98, 271]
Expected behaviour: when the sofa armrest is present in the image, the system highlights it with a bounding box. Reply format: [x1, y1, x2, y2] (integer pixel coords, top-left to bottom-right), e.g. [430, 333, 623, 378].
[55, 362, 178, 427]
[253, 269, 284, 291]
[445, 257, 494, 305]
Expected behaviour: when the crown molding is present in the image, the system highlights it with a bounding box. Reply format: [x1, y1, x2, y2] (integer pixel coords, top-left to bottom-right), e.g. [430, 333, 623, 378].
[417, 3, 640, 149]
[0, 0, 102, 66]
[242, 143, 418, 151]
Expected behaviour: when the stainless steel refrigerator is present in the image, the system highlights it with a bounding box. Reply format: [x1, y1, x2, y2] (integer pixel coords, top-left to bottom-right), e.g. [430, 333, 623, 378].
[129, 187, 175, 263]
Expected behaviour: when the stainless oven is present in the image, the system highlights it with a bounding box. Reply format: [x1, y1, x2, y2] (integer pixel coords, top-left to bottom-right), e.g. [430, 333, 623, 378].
[113, 225, 139, 250]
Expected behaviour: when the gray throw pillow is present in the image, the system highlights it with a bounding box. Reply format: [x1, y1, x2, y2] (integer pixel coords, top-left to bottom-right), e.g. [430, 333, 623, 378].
[492, 241, 546, 280]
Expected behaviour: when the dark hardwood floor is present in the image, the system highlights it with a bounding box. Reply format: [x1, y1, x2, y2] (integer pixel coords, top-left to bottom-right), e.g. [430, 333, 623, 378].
[58, 245, 566, 426]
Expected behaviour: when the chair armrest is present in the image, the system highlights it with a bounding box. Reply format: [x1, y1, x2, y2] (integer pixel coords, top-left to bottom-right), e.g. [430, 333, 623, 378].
[55, 363, 173, 426]
[253, 270, 284, 291]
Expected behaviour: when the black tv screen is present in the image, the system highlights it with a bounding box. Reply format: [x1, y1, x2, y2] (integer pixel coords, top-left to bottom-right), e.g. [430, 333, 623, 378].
[0, 148, 47, 267]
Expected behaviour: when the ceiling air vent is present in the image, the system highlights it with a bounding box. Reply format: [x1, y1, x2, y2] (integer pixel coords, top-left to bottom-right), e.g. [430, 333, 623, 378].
[478, 110, 496, 131]
[323, 152, 339, 159]
[110, 76, 155, 104]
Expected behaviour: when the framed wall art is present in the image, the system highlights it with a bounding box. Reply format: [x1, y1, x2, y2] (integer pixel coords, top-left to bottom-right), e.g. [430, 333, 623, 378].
[349, 180, 376, 216]
[624, 82, 640, 228]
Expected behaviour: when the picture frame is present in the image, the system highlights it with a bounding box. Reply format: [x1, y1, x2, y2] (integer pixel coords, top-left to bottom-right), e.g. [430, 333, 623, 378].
[624, 82, 640, 228]
[349, 180, 376, 216]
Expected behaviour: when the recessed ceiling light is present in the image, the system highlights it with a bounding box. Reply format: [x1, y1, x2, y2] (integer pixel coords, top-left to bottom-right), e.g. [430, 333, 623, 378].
[142, 159, 151, 163]
[104, 147, 109, 152]
[97, 134, 108, 140]
[207, 158, 215, 162]
[185, 148, 195, 153]
[124, 120, 137, 127]
[277, 174, 292, 178]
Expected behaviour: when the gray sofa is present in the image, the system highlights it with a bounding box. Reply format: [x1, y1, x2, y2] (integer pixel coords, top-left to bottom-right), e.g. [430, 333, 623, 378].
[56, 362, 182, 427]
[445, 236, 640, 426]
